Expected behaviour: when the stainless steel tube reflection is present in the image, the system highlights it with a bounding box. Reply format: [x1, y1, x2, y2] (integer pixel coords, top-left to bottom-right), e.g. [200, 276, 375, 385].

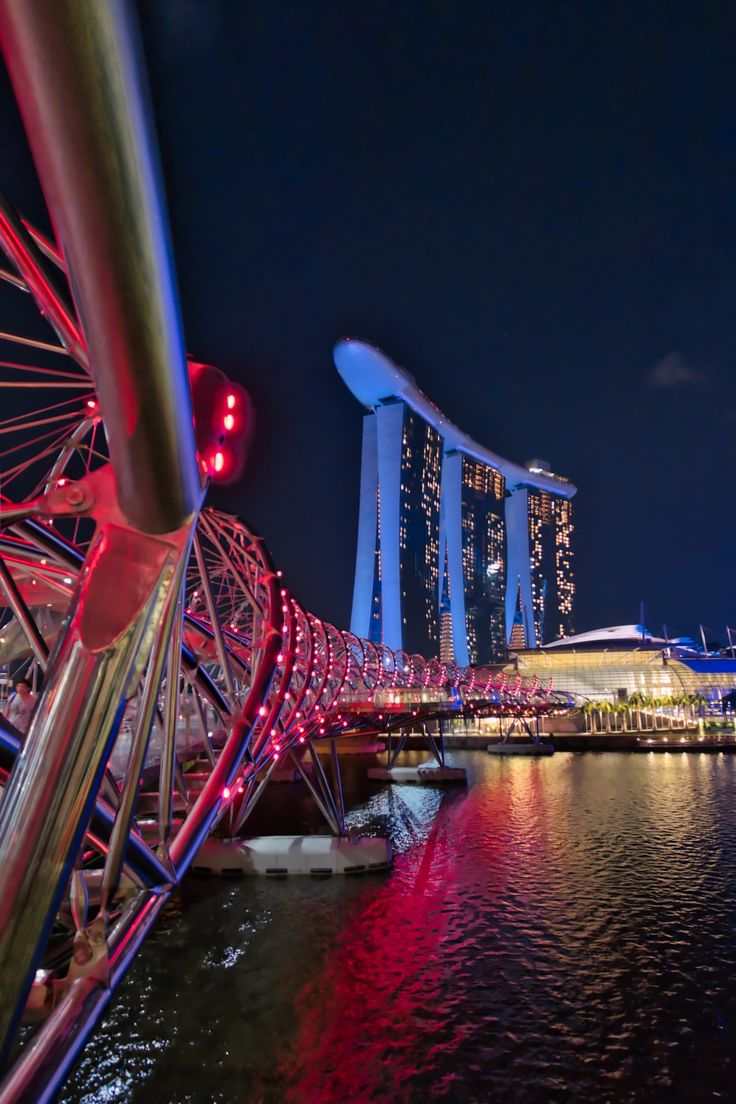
[0, 0, 199, 533]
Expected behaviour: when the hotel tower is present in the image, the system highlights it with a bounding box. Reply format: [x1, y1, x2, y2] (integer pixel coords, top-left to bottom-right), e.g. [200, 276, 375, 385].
[335, 339, 577, 664]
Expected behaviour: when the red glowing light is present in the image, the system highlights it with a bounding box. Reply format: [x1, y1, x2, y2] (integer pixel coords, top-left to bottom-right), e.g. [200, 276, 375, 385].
[223, 786, 231, 800]
[86, 399, 96, 409]
[226, 393, 236, 410]
[223, 413, 234, 431]
[214, 451, 224, 473]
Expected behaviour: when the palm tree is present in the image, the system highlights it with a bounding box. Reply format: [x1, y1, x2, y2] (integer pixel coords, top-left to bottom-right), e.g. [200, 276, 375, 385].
[658, 695, 675, 729]
[640, 695, 653, 729]
[617, 706, 635, 733]
[581, 699, 596, 733]
[582, 697, 600, 733]
[626, 688, 644, 733]
[650, 697, 667, 730]
[670, 696, 683, 728]
[672, 693, 691, 728]
[598, 698, 613, 733]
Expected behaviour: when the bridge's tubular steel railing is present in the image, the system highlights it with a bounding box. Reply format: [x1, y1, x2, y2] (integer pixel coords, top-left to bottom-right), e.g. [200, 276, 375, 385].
[1, 0, 199, 533]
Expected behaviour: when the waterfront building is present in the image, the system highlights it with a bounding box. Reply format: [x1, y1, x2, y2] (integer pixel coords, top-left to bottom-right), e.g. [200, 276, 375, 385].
[510, 625, 736, 704]
[335, 338, 577, 662]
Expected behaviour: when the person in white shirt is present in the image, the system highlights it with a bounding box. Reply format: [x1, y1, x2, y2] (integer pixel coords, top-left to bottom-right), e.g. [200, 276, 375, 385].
[7, 679, 35, 735]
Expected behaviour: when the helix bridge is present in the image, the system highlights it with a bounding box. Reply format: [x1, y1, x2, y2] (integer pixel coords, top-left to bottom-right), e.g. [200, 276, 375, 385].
[0, 4, 567, 1099]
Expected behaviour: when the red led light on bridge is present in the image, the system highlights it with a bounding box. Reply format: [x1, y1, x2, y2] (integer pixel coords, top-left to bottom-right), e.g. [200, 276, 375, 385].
[188, 361, 253, 485]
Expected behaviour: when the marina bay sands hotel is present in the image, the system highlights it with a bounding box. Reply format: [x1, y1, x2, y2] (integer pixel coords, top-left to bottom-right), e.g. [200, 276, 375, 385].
[334, 339, 577, 665]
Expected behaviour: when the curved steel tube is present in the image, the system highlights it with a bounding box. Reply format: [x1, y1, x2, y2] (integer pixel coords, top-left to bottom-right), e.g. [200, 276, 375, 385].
[0, 0, 199, 533]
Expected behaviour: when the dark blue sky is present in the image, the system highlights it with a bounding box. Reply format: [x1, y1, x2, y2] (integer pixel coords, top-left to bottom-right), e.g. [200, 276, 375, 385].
[3, 2, 735, 637]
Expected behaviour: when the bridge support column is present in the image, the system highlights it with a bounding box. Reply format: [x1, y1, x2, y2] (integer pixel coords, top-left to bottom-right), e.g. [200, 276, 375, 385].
[192, 738, 392, 875]
[368, 721, 467, 785]
[487, 712, 555, 755]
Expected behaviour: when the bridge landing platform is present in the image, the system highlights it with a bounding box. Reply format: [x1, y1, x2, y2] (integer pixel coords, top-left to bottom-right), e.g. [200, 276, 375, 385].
[367, 762, 467, 784]
[191, 835, 391, 876]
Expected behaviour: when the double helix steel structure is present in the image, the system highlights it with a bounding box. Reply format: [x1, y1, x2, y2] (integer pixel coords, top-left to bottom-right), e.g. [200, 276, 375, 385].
[0, 4, 565, 1099]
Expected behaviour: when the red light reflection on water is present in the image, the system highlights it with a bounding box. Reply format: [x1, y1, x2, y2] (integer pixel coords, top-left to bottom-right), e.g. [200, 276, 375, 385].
[278, 768, 558, 1104]
[281, 820, 452, 1101]
[277, 774, 531, 1103]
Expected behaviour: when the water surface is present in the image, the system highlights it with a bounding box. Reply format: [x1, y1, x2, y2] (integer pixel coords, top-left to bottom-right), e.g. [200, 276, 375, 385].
[62, 752, 736, 1102]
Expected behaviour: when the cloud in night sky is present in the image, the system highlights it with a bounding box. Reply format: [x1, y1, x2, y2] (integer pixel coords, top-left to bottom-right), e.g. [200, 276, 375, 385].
[643, 352, 707, 392]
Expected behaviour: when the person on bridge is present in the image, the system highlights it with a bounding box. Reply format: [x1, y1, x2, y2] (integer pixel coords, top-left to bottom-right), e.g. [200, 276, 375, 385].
[6, 680, 36, 736]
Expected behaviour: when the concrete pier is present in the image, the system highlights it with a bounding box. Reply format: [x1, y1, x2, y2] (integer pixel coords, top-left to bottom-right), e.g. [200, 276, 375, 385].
[367, 761, 467, 784]
[192, 834, 391, 876]
[487, 742, 554, 756]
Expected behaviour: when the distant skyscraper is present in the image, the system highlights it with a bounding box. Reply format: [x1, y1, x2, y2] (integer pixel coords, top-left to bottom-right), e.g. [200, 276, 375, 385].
[336, 339, 577, 660]
[447, 452, 506, 664]
[527, 485, 575, 643]
[398, 405, 442, 654]
[353, 401, 441, 656]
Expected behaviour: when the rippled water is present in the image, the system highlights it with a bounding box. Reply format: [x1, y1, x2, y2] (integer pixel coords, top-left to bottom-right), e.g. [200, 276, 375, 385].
[61, 752, 736, 1103]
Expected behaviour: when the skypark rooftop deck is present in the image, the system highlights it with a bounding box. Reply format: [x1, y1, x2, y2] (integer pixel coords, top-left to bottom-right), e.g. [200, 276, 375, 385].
[334, 337, 576, 497]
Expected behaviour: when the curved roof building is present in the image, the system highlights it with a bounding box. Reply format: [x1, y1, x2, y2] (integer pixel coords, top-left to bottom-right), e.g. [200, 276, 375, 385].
[335, 338, 577, 663]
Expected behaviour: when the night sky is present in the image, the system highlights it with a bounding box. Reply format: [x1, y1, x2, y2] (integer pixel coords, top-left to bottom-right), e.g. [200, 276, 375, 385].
[2, 2, 735, 639]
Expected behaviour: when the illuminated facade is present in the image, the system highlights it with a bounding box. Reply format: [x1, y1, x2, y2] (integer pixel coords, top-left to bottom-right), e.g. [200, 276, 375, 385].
[399, 408, 442, 654]
[513, 626, 736, 704]
[459, 455, 506, 663]
[439, 549, 454, 662]
[527, 487, 575, 644]
[508, 580, 527, 651]
[337, 339, 577, 659]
